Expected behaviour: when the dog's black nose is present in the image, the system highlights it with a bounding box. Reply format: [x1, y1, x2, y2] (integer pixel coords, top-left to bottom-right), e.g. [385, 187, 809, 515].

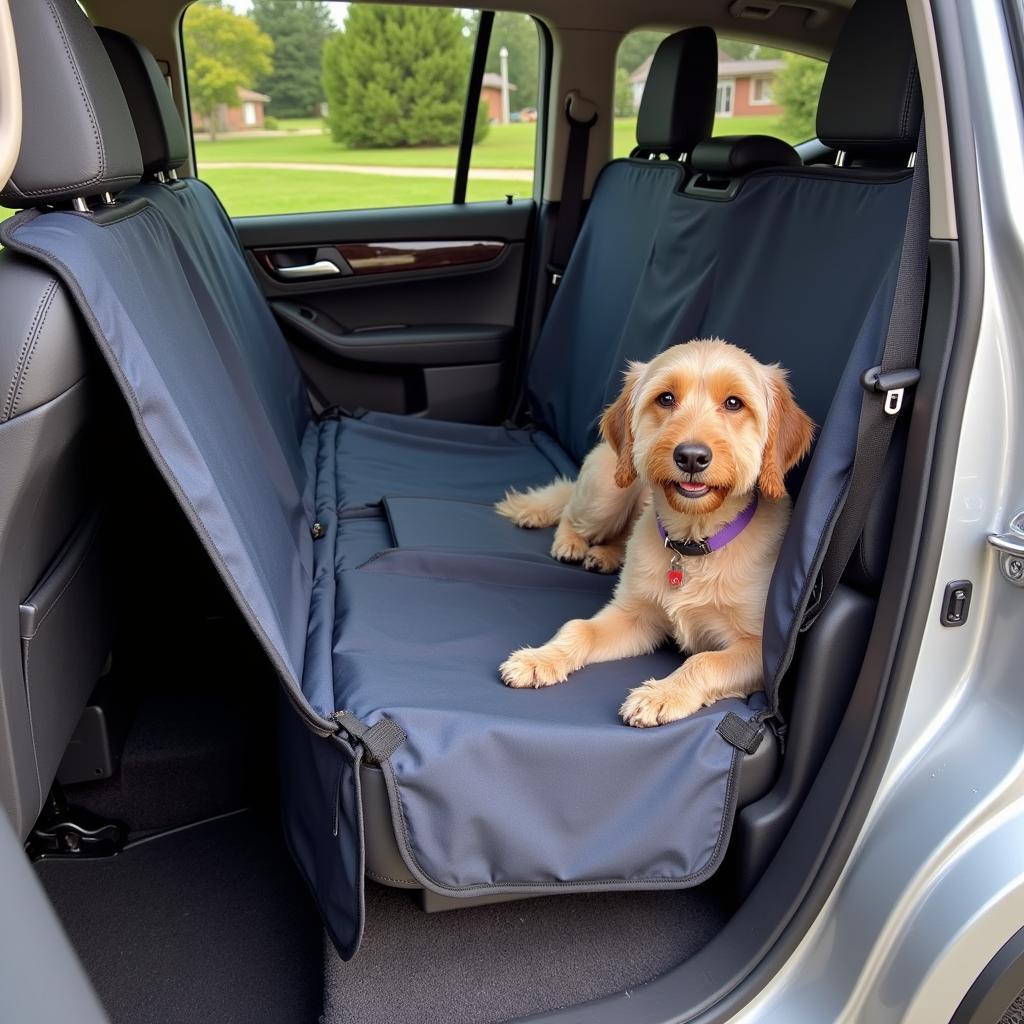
[673, 443, 712, 474]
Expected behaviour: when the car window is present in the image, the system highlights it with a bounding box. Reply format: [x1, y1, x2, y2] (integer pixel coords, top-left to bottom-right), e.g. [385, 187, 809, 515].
[182, 1, 540, 216]
[613, 30, 826, 157]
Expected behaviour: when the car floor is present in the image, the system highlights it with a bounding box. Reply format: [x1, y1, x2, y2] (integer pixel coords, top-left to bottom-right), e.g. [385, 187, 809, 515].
[36, 806, 733, 1024]
[37, 807, 728, 1024]
[35, 810, 324, 1024]
[324, 881, 727, 1024]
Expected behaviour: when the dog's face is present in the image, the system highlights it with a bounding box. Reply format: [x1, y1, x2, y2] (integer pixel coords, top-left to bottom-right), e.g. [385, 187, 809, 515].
[600, 340, 814, 514]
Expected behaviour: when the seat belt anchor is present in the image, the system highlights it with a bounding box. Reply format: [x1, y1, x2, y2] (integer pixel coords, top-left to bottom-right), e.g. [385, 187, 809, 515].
[860, 365, 921, 416]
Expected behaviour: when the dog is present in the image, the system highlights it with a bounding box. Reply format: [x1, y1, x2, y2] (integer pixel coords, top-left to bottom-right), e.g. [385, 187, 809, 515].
[497, 339, 814, 727]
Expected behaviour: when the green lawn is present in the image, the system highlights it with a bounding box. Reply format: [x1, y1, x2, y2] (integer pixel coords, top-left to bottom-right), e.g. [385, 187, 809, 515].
[194, 122, 539, 170]
[273, 117, 326, 131]
[200, 167, 530, 217]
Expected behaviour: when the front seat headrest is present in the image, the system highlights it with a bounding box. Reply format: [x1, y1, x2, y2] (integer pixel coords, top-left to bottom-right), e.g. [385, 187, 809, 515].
[97, 28, 189, 179]
[1, 0, 142, 209]
[816, 0, 922, 157]
[635, 26, 718, 157]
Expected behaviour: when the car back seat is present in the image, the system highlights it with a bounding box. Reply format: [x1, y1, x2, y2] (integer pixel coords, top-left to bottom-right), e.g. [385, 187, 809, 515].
[0, 0, 924, 961]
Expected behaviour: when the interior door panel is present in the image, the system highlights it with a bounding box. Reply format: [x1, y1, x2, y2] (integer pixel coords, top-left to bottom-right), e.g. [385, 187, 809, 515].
[234, 200, 535, 422]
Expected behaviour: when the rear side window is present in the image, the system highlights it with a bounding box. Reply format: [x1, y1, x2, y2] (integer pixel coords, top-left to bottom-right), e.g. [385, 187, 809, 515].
[613, 30, 826, 157]
[182, 2, 541, 216]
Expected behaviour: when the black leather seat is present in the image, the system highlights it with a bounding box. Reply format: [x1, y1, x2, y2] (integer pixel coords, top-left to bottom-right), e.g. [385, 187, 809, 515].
[0, 8, 136, 836]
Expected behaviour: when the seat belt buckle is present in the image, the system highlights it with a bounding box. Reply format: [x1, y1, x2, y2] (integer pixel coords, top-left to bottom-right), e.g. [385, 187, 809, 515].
[860, 365, 921, 416]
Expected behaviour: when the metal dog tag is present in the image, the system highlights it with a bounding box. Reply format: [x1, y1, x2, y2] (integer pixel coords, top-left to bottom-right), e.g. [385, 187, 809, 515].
[667, 552, 685, 588]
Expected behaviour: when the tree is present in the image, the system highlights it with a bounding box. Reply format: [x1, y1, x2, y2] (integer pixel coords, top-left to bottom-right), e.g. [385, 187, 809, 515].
[322, 5, 478, 148]
[775, 53, 827, 142]
[483, 13, 539, 112]
[251, 1, 334, 119]
[613, 67, 634, 117]
[183, 1, 273, 141]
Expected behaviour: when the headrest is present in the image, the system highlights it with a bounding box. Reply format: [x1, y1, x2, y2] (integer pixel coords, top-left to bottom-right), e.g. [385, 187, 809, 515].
[691, 135, 801, 176]
[97, 29, 189, 178]
[0, 0, 142, 208]
[816, 0, 922, 156]
[635, 27, 718, 156]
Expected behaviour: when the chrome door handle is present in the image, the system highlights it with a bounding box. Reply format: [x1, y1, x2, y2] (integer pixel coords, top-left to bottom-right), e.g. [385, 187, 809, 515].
[988, 511, 1024, 585]
[276, 260, 342, 280]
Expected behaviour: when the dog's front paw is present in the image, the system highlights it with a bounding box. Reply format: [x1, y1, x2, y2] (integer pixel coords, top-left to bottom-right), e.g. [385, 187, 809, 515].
[500, 646, 571, 688]
[582, 544, 623, 574]
[550, 530, 589, 564]
[619, 679, 704, 727]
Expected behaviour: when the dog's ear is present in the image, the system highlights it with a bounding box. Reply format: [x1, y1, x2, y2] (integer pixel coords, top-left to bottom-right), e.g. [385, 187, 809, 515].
[600, 362, 644, 488]
[758, 366, 815, 501]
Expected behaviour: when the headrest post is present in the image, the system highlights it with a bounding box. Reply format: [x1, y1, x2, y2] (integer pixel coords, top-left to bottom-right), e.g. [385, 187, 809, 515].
[835, 149, 847, 168]
[71, 197, 89, 213]
[155, 170, 167, 183]
[167, 168, 178, 181]
[907, 151, 917, 169]
[100, 191, 115, 206]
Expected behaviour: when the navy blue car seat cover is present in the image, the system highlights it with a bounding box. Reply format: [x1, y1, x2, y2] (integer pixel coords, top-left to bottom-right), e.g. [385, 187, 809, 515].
[0, 200, 754, 959]
[2, 144, 916, 957]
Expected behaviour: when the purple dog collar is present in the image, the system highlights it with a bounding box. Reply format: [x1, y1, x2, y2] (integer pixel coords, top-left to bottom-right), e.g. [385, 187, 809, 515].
[656, 492, 759, 558]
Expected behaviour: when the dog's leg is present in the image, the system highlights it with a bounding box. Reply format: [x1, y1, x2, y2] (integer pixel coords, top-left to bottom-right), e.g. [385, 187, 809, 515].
[495, 478, 575, 529]
[500, 601, 665, 689]
[619, 636, 763, 727]
[550, 515, 590, 563]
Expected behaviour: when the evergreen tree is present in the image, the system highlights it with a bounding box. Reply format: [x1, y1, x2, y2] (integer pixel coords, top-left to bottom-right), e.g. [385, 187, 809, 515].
[483, 13, 539, 112]
[322, 5, 479, 148]
[251, 0, 334, 119]
[775, 53, 827, 141]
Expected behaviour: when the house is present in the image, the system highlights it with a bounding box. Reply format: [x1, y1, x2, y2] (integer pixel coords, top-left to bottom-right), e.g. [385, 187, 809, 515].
[480, 71, 516, 123]
[190, 85, 271, 134]
[630, 49, 784, 118]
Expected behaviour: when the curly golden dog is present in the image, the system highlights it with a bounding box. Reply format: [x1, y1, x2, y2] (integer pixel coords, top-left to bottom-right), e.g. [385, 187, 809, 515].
[497, 339, 814, 727]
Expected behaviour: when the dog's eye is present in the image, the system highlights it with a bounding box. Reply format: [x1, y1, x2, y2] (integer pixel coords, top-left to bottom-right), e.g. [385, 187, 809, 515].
[655, 392, 675, 408]
[723, 396, 744, 412]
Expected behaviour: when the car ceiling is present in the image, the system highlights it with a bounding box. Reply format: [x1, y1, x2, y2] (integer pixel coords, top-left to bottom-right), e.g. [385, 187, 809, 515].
[85, 0, 852, 60]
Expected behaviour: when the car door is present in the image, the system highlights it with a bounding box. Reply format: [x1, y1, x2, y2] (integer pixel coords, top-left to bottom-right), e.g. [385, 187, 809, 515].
[182, 6, 545, 424]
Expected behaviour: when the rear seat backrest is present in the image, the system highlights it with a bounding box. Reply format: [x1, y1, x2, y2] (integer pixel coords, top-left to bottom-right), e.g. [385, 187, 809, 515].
[526, 27, 718, 463]
[97, 28, 312, 478]
[0, 0, 142, 837]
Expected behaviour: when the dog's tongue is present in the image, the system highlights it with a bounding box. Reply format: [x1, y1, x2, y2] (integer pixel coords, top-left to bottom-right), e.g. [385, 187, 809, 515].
[680, 481, 707, 492]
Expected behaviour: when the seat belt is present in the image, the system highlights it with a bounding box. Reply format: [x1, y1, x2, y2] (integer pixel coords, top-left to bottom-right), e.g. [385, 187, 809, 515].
[545, 91, 597, 306]
[802, 122, 929, 630]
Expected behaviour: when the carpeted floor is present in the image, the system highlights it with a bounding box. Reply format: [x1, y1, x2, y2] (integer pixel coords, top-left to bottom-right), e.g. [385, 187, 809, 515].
[36, 810, 323, 1024]
[323, 881, 727, 1024]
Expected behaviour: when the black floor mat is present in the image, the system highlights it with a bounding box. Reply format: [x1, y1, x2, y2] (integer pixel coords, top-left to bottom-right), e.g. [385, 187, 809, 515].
[36, 811, 322, 1024]
[323, 881, 727, 1024]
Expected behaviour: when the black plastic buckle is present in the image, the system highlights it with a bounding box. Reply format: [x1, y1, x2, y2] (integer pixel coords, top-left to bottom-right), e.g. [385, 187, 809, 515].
[860, 365, 921, 415]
